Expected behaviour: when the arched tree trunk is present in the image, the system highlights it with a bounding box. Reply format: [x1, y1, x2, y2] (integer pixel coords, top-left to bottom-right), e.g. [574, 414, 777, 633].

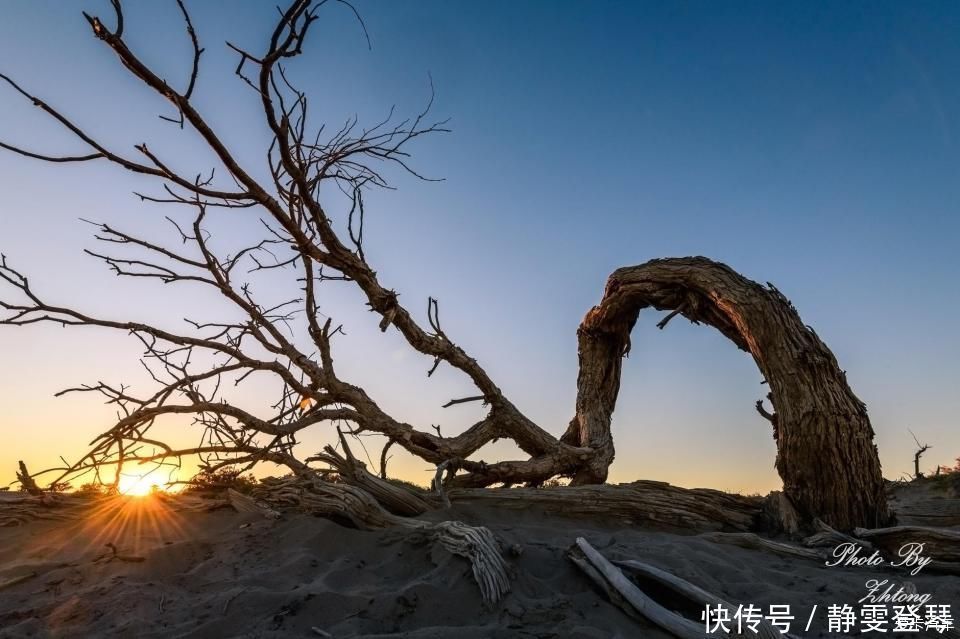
[563, 257, 890, 531]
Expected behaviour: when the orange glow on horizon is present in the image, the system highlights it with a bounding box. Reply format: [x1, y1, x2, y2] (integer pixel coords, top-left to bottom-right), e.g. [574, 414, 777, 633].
[116, 467, 179, 496]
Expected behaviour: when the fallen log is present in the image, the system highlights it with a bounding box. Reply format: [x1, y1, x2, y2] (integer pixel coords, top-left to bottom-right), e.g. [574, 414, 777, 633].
[853, 525, 960, 562]
[570, 537, 796, 639]
[886, 478, 960, 527]
[569, 537, 706, 639]
[890, 497, 960, 527]
[613, 559, 782, 639]
[0, 491, 101, 527]
[853, 524, 960, 574]
[448, 481, 764, 533]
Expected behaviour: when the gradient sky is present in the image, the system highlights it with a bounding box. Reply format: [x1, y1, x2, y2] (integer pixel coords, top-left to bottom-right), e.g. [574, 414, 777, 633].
[1, 1, 958, 493]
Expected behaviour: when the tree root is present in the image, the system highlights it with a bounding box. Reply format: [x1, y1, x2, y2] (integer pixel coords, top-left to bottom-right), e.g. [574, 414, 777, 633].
[247, 476, 510, 604]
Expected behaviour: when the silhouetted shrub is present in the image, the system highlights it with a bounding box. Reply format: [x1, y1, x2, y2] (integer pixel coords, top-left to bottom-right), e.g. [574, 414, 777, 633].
[185, 468, 258, 494]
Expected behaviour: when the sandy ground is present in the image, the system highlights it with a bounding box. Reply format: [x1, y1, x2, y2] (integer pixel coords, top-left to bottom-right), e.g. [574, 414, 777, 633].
[0, 490, 957, 638]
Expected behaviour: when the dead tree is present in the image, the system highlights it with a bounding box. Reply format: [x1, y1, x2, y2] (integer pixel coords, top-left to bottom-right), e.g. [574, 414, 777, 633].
[909, 429, 932, 479]
[15, 462, 42, 496]
[0, 0, 589, 492]
[561, 258, 890, 530]
[0, 1, 888, 530]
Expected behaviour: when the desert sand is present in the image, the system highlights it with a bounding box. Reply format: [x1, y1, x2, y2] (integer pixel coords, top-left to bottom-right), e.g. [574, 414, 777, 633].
[1, 482, 957, 639]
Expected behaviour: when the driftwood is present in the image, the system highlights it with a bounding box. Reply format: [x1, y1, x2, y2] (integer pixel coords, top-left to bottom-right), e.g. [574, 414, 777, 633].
[257, 477, 407, 530]
[570, 538, 796, 639]
[613, 559, 783, 639]
[448, 481, 763, 532]
[569, 537, 705, 639]
[419, 520, 511, 605]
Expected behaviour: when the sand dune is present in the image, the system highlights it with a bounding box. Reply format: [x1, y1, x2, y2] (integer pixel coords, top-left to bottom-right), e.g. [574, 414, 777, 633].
[1, 491, 957, 638]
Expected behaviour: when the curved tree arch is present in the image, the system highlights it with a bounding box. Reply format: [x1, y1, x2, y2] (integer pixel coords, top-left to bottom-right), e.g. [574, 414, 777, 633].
[563, 256, 890, 530]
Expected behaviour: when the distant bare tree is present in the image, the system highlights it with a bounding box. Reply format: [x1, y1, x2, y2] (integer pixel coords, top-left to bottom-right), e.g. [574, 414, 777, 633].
[0, 0, 889, 530]
[909, 429, 932, 479]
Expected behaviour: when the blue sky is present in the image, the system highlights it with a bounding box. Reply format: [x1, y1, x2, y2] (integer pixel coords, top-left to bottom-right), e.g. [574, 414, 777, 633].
[1, 1, 958, 492]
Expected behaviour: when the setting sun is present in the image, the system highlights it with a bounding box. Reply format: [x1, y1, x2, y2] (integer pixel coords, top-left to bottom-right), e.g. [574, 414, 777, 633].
[116, 468, 175, 496]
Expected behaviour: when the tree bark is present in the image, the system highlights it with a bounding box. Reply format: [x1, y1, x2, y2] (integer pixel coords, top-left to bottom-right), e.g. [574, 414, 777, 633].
[448, 481, 763, 532]
[563, 257, 890, 530]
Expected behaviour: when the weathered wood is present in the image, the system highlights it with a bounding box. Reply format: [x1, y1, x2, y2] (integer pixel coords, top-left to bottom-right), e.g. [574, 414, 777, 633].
[431, 520, 511, 604]
[699, 532, 827, 561]
[613, 559, 783, 639]
[562, 257, 890, 530]
[252, 477, 511, 604]
[803, 518, 873, 551]
[0, 491, 97, 527]
[890, 497, 960, 527]
[887, 477, 960, 527]
[761, 491, 802, 536]
[853, 525, 960, 563]
[227, 488, 281, 519]
[448, 481, 764, 533]
[16, 461, 42, 496]
[309, 434, 435, 516]
[570, 537, 709, 639]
